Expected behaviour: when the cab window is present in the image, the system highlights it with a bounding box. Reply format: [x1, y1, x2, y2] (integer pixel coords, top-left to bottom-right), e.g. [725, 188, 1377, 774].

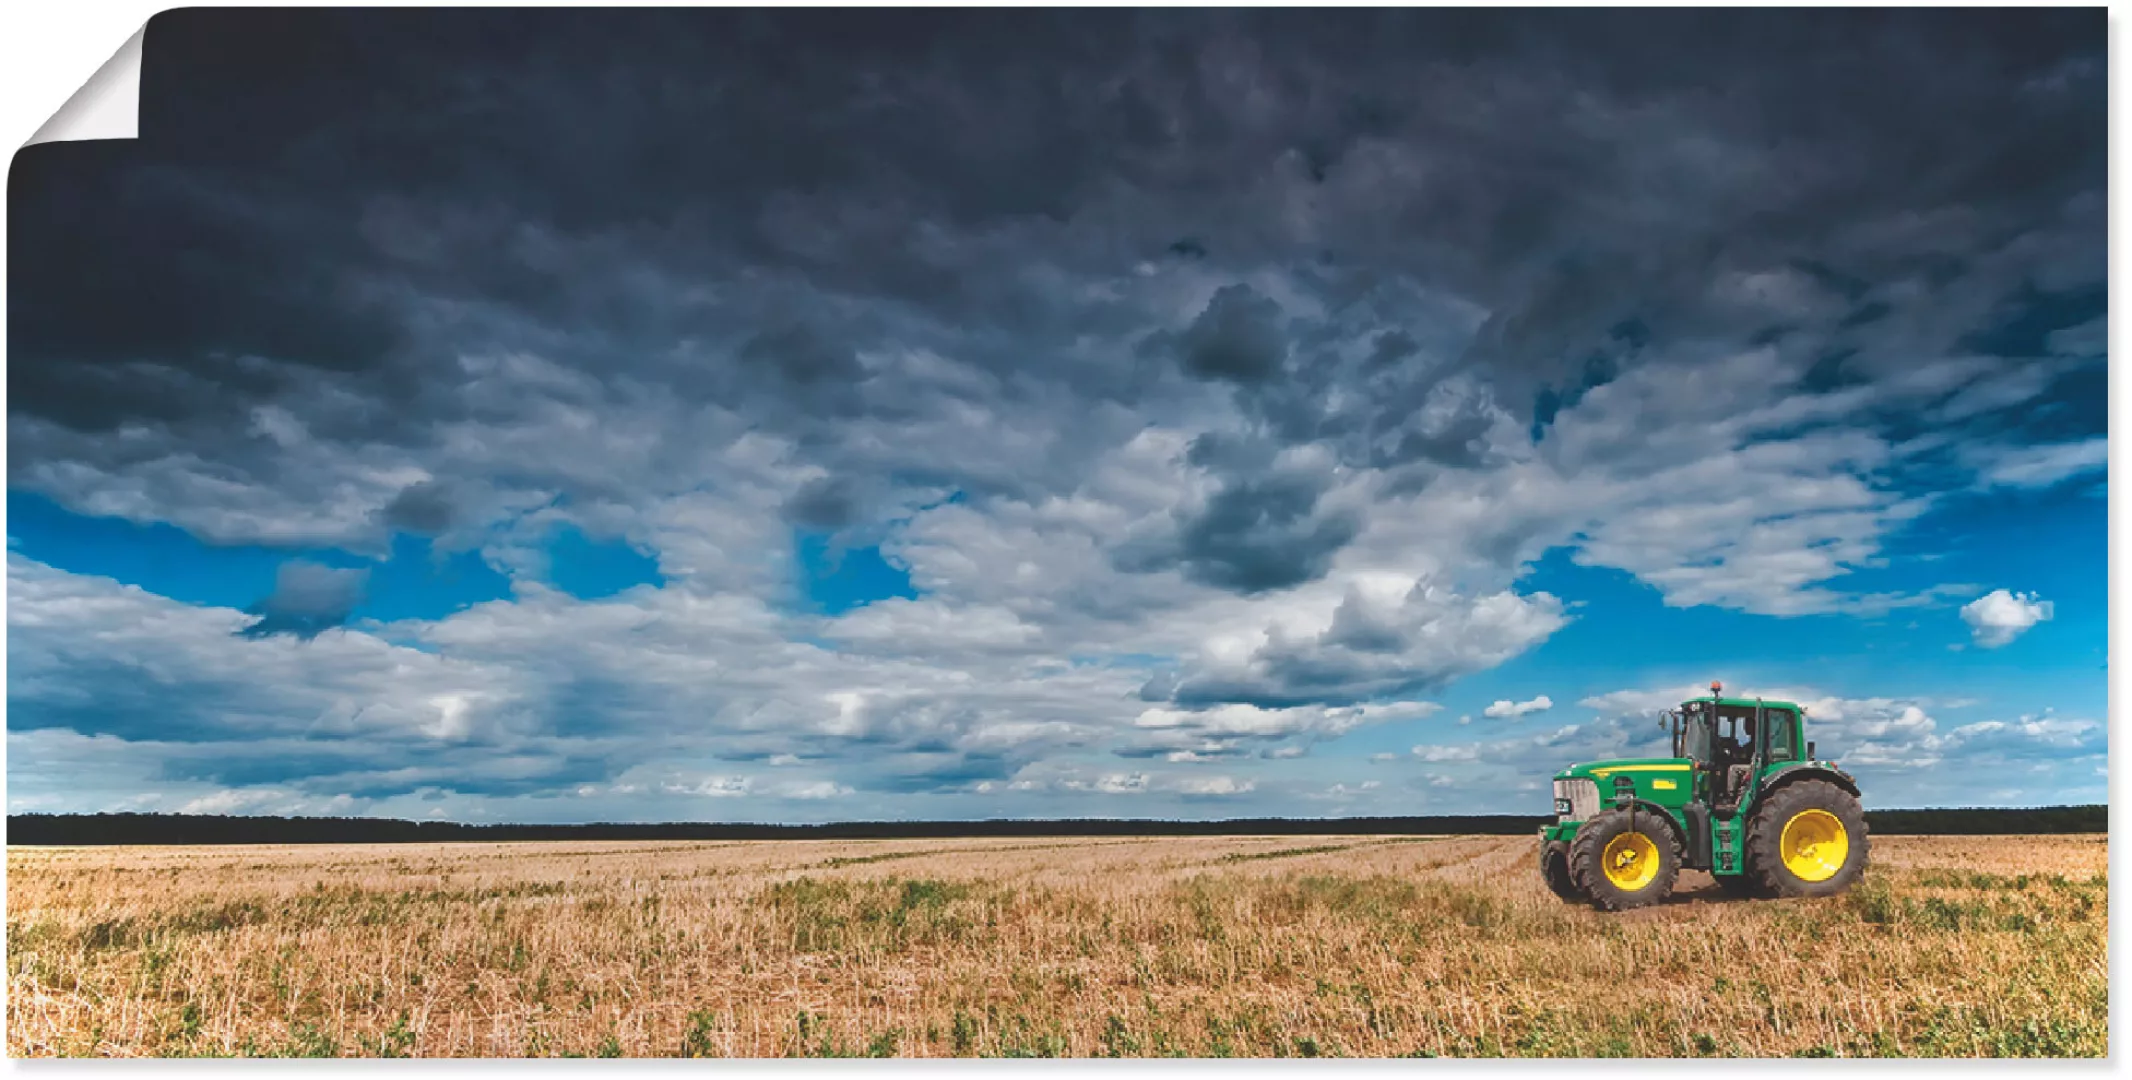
[1764, 708, 1797, 762]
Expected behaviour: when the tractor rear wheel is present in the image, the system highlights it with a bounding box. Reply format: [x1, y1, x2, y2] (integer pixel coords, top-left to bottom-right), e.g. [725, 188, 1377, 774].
[1569, 809, 1680, 911]
[1746, 779, 1869, 898]
[1541, 841, 1582, 903]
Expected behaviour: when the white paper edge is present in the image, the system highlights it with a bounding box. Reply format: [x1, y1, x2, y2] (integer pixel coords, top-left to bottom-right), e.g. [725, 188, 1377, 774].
[24, 24, 144, 147]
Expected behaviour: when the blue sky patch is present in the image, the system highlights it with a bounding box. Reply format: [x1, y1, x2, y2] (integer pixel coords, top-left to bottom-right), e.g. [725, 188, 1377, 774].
[794, 531, 919, 614]
[541, 524, 665, 600]
[7, 491, 513, 625]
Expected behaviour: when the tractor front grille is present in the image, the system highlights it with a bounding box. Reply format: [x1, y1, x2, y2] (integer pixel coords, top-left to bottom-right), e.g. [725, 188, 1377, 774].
[1553, 778, 1599, 822]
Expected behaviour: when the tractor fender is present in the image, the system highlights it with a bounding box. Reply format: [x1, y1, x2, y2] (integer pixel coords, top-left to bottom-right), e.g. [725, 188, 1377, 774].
[1758, 763, 1860, 799]
[1587, 798, 1688, 848]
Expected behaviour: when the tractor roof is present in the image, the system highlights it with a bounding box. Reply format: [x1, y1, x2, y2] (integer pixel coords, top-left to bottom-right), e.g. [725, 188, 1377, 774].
[1684, 695, 1804, 712]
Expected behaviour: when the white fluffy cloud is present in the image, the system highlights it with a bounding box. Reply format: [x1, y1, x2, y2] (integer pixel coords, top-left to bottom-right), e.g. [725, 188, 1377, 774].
[4, 545, 1459, 817]
[6, 553, 532, 748]
[1130, 700, 1438, 760]
[1482, 694, 1553, 719]
[1150, 573, 1568, 709]
[1961, 589, 2054, 648]
[1972, 437, 2107, 490]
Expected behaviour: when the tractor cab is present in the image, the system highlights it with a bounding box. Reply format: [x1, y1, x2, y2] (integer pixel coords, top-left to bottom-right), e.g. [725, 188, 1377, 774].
[1669, 693, 1809, 812]
[1537, 680, 1867, 911]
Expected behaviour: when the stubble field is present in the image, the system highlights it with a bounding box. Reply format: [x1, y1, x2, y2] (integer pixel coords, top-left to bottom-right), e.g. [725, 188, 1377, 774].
[5, 832, 2108, 1058]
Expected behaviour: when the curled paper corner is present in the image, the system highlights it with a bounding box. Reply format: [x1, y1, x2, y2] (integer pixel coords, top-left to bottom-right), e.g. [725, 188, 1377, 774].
[25, 25, 145, 147]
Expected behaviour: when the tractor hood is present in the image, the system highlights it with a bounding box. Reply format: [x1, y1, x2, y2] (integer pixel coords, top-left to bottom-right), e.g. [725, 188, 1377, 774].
[1554, 757, 1691, 782]
[1553, 757, 1695, 809]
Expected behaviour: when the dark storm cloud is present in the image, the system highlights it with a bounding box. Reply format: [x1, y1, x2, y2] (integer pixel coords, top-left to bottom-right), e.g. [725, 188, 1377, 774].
[1958, 284, 2106, 360]
[1112, 430, 1362, 593]
[240, 561, 368, 639]
[1174, 285, 1289, 384]
[11, 11, 2102, 523]
[4, 652, 255, 743]
[740, 324, 868, 390]
[7, 146, 408, 436]
[150, 737, 624, 800]
[781, 475, 865, 530]
[6, 2, 2106, 632]
[863, 755, 1017, 795]
[1166, 472, 1361, 594]
[378, 480, 459, 535]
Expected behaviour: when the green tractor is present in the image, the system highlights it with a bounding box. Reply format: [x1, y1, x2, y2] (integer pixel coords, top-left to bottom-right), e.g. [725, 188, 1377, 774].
[1538, 682, 1868, 911]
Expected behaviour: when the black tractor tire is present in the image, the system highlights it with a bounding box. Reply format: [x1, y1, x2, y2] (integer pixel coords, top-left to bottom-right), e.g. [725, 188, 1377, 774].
[1541, 841, 1582, 903]
[1746, 779, 1869, 898]
[1569, 809, 1680, 912]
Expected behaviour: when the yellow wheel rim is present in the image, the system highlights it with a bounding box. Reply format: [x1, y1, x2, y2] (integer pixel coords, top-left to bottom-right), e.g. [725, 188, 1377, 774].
[1601, 830, 1661, 892]
[1780, 808, 1849, 882]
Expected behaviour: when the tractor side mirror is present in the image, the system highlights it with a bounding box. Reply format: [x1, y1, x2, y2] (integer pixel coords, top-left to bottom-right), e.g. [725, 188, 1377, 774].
[1807, 741, 1816, 761]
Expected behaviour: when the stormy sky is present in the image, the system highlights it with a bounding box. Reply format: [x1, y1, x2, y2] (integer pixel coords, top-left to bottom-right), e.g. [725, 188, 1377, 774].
[6, 9, 2106, 821]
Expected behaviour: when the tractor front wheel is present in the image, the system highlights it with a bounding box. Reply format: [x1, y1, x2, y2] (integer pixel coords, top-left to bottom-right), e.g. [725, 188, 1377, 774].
[1541, 840, 1582, 903]
[1569, 809, 1680, 911]
[1745, 779, 1869, 898]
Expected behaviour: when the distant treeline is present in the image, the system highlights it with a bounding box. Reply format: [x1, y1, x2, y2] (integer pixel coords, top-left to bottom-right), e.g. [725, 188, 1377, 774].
[1861, 805, 2108, 836]
[4, 806, 2107, 846]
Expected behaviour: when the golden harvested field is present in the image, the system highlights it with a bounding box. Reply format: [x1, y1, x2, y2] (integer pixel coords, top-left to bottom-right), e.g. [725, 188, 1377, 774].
[5, 833, 2108, 1058]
